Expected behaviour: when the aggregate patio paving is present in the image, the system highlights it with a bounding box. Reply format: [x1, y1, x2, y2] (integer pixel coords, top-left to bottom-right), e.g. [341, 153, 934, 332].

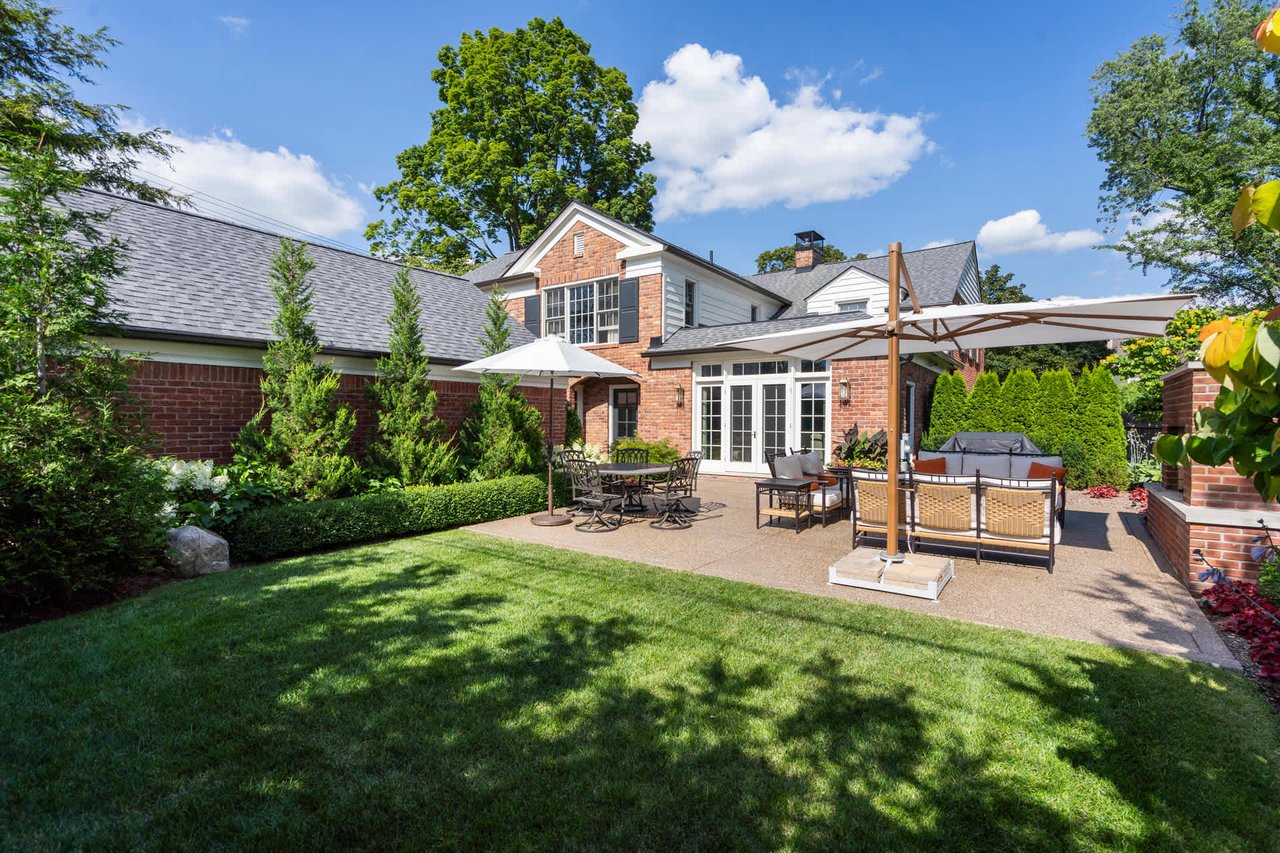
[468, 475, 1238, 670]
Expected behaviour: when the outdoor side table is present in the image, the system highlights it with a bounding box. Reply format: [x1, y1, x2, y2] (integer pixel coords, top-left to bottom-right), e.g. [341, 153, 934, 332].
[754, 477, 815, 533]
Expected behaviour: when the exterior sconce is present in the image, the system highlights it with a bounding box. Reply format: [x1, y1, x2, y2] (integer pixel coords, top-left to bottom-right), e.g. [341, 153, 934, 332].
[675, 384, 685, 408]
[838, 378, 850, 406]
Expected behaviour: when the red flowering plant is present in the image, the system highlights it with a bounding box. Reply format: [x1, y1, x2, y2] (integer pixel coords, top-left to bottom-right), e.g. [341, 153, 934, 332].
[1196, 520, 1280, 679]
[1128, 486, 1149, 512]
[1086, 484, 1120, 499]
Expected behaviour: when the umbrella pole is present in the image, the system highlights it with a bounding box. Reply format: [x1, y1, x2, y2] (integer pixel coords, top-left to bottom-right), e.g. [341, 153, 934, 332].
[533, 375, 572, 526]
[882, 243, 905, 563]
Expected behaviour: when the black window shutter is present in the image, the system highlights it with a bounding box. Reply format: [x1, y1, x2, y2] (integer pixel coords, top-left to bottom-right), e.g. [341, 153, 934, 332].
[619, 277, 640, 344]
[524, 294, 541, 337]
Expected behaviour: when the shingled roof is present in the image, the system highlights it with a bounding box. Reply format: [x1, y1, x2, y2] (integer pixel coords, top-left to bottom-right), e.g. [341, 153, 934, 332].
[747, 241, 978, 317]
[463, 248, 525, 285]
[75, 188, 530, 364]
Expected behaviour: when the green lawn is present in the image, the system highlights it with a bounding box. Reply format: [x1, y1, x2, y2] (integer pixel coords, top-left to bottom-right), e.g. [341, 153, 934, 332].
[2, 532, 1278, 850]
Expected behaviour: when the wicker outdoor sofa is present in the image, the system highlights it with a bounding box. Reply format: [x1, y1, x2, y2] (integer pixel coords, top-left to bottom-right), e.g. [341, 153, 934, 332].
[848, 469, 1062, 573]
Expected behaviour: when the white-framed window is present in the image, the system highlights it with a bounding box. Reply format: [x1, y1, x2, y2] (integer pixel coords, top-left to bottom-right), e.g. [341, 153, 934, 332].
[684, 280, 697, 327]
[612, 387, 638, 439]
[837, 299, 868, 314]
[543, 277, 619, 344]
[572, 231, 585, 257]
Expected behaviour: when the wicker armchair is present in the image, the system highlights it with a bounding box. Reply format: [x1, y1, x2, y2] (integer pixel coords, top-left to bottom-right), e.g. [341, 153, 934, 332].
[650, 457, 699, 530]
[563, 457, 624, 532]
[849, 470, 910, 550]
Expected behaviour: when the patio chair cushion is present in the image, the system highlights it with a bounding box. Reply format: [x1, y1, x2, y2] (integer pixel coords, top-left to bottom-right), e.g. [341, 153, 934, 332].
[1010, 455, 1065, 479]
[913, 456, 947, 475]
[773, 454, 805, 480]
[780, 486, 843, 508]
[960, 452, 1012, 478]
[797, 451, 824, 476]
[1027, 461, 1068, 483]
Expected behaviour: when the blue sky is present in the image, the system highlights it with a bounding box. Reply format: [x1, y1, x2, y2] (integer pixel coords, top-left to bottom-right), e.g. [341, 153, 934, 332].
[59, 0, 1184, 298]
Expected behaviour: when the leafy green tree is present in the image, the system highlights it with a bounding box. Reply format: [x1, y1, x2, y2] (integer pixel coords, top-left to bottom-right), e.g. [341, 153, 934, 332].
[368, 268, 456, 485]
[754, 243, 862, 273]
[0, 0, 173, 200]
[367, 17, 656, 273]
[923, 372, 968, 449]
[1087, 0, 1280, 305]
[457, 289, 546, 480]
[979, 264, 1108, 376]
[999, 369, 1039, 434]
[236, 239, 361, 500]
[964, 372, 1003, 432]
[1030, 369, 1077, 453]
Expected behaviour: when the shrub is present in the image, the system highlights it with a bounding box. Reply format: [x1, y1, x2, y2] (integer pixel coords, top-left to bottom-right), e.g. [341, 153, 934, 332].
[1030, 369, 1076, 453]
[964, 372, 1003, 432]
[1128, 457, 1162, 487]
[1061, 438, 1089, 490]
[223, 474, 552, 562]
[923, 372, 968, 449]
[1076, 366, 1127, 486]
[1260, 555, 1280, 608]
[1093, 456, 1132, 491]
[563, 405, 583, 446]
[611, 436, 681, 464]
[998, 369, 1039, 434]
[153, 458, 289, 531]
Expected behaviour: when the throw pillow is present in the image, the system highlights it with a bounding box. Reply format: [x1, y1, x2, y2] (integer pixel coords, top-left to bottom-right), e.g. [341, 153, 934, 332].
[1027, 462, 1067, 483]
[914, 456, 947, 475]
[798, 451, 824, 475]
[773, 455, 804, 480]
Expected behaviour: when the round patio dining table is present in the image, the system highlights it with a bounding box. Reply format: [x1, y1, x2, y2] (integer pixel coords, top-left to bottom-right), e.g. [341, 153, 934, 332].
[596, 462, 672, 514]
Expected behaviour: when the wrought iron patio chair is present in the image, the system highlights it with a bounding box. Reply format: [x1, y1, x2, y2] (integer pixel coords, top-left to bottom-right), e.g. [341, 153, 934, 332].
[563, 457, 624, 532]
[612, 446, 649, 464]
[558, 448, 589, 514]
[687, 450, 702, 489]
[650, 457, 699, 530]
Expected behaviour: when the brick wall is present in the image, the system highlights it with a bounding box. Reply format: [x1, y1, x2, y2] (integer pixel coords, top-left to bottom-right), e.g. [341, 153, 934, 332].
[126, 360, 565, 463]
[830, 357, 938, 452]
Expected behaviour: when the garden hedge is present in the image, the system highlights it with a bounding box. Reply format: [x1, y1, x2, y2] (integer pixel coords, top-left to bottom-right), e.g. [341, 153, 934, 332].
[224, 474, 554, 562]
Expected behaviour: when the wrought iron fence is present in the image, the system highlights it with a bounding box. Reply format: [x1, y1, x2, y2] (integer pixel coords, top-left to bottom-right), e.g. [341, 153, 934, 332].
[1126, 420, 1161, 463]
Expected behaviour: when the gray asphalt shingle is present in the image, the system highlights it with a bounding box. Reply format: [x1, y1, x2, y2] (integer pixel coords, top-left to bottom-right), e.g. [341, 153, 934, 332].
[75, 189, 529, 364]
[645, 312, 869, 356]
[463, 249, 525, 284]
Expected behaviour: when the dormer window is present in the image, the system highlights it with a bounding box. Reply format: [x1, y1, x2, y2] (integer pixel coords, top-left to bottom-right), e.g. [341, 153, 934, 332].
[684, 280, 698, 327]
[837, 299, 868, 314]
[572, 231, 585, 257]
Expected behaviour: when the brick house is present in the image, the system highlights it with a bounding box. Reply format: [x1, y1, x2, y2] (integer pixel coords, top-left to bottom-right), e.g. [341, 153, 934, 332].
[90, 190, 984, 473]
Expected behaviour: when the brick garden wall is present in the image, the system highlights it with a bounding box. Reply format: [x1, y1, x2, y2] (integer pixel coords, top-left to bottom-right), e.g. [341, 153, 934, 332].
[126, 359, 566, 464]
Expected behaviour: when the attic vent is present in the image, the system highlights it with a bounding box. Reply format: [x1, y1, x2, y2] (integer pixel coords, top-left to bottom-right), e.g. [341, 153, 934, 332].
[573, 231, 585, 257]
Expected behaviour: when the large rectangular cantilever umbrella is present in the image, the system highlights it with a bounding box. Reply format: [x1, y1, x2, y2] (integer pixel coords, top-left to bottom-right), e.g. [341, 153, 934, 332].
[724, 242, 1192, 566]
[457, 335, 638, 526]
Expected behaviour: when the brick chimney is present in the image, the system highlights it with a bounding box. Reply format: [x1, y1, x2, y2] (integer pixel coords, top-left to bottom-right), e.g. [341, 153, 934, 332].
[794, 230, 825, 271]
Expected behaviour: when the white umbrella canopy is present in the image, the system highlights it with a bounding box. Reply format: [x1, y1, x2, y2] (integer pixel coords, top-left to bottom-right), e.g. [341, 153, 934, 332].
[456, 335, 637, 526]
[724, 243, 1193, 567]
[723, 292, 1194, 361]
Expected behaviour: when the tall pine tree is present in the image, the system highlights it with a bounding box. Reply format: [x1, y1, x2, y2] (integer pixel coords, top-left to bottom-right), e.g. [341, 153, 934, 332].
[236, 238, 360, 499]
[368, 267, 456, 485]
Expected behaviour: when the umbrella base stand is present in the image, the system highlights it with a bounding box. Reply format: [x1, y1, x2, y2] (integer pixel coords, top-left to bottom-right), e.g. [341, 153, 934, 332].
[531, 512, 574, 527]
[878, 550, 907, 564]
[829, 550, 953, 601]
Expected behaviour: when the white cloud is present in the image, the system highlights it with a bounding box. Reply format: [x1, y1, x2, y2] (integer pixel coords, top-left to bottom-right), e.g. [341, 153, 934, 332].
[920, 238, 958, 249]
[217, 15, 249, 35]
[136, 127, 365, 238]
[858, 66, 883, 85]
[635, 44, 931, 220]
[976, 209, 1101, 255]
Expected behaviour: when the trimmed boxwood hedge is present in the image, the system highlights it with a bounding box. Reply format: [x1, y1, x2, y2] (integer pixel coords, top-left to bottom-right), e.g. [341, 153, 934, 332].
[225, 474, 552, 562]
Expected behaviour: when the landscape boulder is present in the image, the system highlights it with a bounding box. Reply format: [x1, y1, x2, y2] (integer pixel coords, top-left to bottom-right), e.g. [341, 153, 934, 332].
[166, 526, 231, 578]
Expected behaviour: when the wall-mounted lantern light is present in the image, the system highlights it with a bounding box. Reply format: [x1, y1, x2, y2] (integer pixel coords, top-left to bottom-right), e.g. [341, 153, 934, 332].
[838, 378, 850, 406]
[675, 384, 685, 408]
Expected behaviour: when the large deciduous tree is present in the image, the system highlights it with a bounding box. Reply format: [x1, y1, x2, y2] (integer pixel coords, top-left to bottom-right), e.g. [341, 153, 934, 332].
[367, 17, 656, 274]
[1087, 0, 1280, 306]
[754, 243, 861, 273]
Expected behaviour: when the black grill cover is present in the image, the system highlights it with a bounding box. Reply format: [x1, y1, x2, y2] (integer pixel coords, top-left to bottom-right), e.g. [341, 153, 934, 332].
[935, 432, 1042, 454]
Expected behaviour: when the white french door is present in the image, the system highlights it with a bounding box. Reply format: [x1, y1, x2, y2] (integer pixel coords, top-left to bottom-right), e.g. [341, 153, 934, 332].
[723, 381, 788, 473]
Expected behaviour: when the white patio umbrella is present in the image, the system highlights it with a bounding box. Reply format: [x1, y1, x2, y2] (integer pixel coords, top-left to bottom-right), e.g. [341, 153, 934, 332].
[456, 335, 638, 526]
[725, 242, 1193, 564]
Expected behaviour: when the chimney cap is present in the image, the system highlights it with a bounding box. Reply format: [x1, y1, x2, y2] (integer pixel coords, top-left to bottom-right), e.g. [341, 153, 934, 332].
[794, 230, 825, 247]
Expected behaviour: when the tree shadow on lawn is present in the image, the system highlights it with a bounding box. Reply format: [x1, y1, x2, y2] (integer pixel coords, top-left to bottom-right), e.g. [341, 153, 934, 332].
[4, 535, 1278, 850]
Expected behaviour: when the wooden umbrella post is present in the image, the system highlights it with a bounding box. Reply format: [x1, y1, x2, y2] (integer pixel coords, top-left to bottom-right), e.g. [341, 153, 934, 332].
[883, 243, 904, 562]
[533, 375, 572, 526]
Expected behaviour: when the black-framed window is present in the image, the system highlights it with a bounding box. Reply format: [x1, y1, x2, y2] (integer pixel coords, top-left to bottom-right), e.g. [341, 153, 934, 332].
[612, 387, 638, 439]
[684, 280, 697, 327]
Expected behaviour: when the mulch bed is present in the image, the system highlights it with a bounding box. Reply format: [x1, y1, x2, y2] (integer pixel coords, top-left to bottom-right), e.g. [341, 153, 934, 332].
[1201, 605, 1280, 715]
[0, 574, 177, 634]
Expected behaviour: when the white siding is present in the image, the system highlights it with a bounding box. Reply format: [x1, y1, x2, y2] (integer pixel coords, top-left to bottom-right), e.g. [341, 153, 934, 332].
[956, 251, 981, 303]
[805, 267, 890, 315]
[660, 256, 784, 336]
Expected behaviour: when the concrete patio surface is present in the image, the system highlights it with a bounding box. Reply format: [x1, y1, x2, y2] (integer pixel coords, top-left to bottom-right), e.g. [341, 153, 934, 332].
[467, 475, 1238, 670]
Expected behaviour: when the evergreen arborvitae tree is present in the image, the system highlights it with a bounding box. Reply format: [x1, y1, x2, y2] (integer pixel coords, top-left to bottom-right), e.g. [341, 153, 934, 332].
[999, 369, 1039, 434]
[1081, 365, 1128, 487]
[923, 372, 968, 449]
[457, 288, 546, 480]
[1030, 368, 1077, 454]
[236, 238, 360, 499]
[368, 267, 456, 485]
[964, 371, 1003, 432]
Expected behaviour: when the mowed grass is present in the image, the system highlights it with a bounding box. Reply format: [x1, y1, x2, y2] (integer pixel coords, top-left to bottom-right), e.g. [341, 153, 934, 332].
[2, 531, 1278, 851]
